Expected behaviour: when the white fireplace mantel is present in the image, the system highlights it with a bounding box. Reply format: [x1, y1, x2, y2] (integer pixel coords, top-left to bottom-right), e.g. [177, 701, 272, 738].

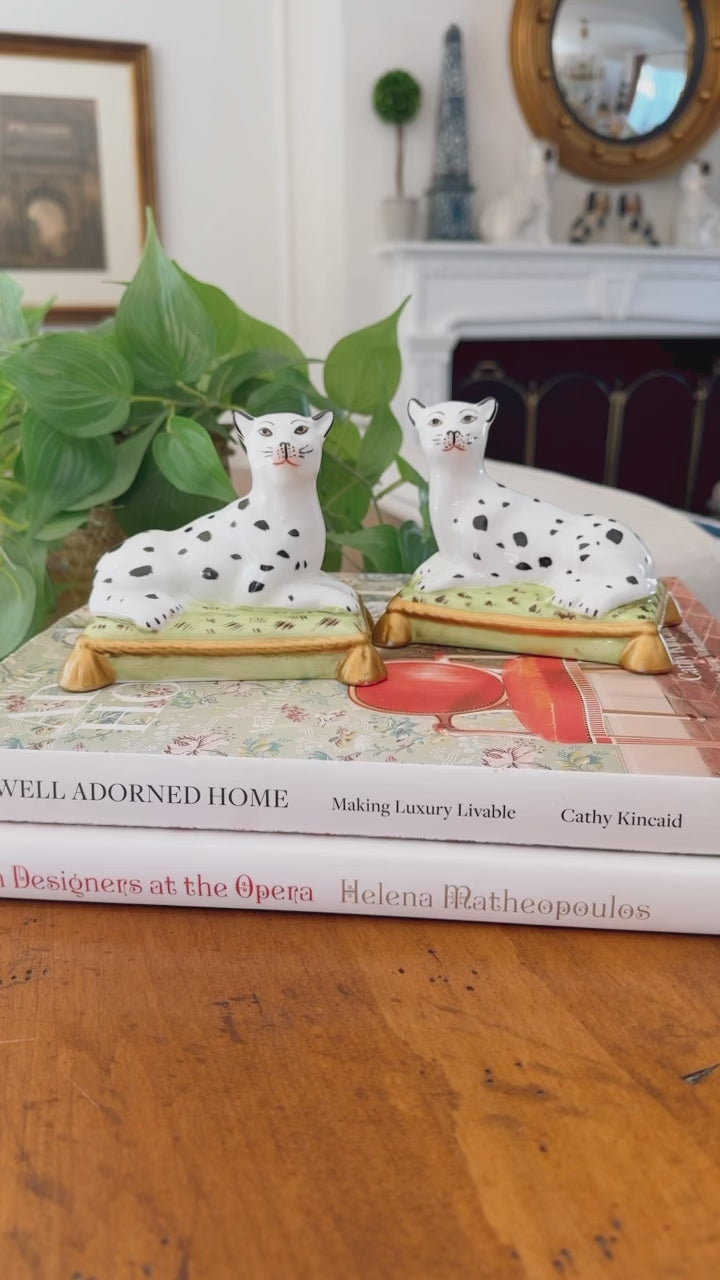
[379, 242, 720, 419]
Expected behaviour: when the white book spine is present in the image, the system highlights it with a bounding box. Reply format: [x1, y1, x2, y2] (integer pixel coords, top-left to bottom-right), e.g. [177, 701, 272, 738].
[0, 747, 715, 855]
[1, 822, 718, 934]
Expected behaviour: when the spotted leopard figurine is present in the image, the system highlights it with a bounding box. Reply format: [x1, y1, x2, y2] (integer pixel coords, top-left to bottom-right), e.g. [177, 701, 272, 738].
[60, 410, 386, 692]
[89, 409, 360, 626]
[372, 399, 680, 674]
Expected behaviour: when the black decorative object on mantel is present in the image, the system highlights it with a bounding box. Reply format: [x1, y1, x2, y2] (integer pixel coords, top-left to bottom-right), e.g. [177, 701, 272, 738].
[426, 25, 475, 240]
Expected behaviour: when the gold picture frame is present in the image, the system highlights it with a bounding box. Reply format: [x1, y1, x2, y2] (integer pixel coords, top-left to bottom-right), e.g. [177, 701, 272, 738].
[510, 0, 720, 183]
[0, 33, 157, 321]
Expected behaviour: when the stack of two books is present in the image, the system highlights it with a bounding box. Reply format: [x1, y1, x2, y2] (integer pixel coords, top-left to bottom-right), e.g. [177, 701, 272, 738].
[0, 575, 719, 934]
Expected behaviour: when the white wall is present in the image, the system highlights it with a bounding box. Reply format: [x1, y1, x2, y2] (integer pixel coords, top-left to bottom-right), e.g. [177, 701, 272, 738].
[4, 0, 720, 358]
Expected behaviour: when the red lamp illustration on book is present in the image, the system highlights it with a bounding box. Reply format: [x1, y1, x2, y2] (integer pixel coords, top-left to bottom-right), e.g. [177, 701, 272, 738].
[351, 651, 720, 751]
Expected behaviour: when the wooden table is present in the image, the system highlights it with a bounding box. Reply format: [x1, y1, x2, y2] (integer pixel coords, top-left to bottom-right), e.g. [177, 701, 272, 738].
[1, 901, 718, 1279]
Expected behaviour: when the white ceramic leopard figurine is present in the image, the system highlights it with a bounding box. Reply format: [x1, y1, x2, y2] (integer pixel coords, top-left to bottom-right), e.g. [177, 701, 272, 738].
[408, 398, 658, 618]
[88, 409, 360, 629]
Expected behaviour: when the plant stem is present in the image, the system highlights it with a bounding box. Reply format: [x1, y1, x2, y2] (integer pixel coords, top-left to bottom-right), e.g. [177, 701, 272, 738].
[395, 123, 404, 199]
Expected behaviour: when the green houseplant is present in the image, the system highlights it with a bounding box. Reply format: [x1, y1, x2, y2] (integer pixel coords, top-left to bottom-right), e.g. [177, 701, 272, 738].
[372, 68, 422, 239]
[0, 213, 434, 660]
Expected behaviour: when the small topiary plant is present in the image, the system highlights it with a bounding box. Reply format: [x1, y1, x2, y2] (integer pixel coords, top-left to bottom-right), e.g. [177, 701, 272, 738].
[372, 69, 422, 199]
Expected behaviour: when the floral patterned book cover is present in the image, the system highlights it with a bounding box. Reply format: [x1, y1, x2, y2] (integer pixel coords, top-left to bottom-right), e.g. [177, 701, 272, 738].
[0, 575, 718, 854]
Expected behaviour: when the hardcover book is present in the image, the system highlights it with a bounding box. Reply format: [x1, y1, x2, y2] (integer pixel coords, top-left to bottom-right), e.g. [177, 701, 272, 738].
[0, 576, 718, 855]
[1, 820, 719, 936]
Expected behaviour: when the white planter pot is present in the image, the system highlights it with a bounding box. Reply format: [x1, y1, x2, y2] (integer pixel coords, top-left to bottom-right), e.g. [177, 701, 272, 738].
[382, 197, 420, 241]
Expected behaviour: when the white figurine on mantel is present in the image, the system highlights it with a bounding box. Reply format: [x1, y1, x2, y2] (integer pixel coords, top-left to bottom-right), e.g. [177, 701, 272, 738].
[88, 409, 361, 630]
[673, 158, 720, 249]
[480, 139, 557, 245]
[406, 398, 657, 618]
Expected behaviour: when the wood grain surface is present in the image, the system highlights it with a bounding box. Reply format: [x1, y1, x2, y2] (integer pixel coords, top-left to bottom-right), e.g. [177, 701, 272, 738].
[0, 901, 718, 1280]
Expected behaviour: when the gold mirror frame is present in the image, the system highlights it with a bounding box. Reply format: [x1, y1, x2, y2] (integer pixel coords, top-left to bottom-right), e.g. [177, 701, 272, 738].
[511, 0, 720, 182]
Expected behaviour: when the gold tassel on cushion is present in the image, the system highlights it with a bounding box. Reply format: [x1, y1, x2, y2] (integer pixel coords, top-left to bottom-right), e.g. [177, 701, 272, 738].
[619, 632, 673, 675]
[337, 643, 387, 687]
[372, 606, 413, 648]
[58, 638, 116, 692]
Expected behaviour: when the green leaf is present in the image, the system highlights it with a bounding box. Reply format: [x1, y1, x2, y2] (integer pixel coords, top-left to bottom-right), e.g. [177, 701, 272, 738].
[326, 417, 362, 464]
[179, 268, 243, 358]
[153, 416, 236, 504]
[317, 453, 371, 533]
[208, 350, 306, 405]
[116, 449, 221, 536]
[244, 381, 309, 415]
[3, 333, 134, 436]
[396, 455, 426, 489]
[397, 519, 436, 570]
[358, 404, 403, 485]
[22, 411, 115, 528]
[0, 274, 28, 348]
[66, 417, 164, 511]
[329, 524, 403, 572]
[4, 534, 50, 641]
[23, 298, 55, 336]
[35, 511, 90, 542]
[233, 305, 306, 366]
[0, 556, 36, 658]
[116, 210, 216, 389]
[323, 300, 407, 414]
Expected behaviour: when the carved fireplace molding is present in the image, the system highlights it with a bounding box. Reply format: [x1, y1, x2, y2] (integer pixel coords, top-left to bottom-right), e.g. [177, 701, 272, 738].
[380, 242, 720, 445]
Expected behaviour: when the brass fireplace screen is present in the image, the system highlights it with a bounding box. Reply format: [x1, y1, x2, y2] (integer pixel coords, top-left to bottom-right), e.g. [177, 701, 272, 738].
[452, 339, 720, 515]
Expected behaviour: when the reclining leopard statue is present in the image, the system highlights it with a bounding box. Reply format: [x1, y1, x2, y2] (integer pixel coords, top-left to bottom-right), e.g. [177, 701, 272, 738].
[89, 409, 360, 630]
[408, 398, 657, 618]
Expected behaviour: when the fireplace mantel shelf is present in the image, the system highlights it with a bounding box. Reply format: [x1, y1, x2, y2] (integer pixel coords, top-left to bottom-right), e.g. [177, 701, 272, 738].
[379, 241, 720, 415]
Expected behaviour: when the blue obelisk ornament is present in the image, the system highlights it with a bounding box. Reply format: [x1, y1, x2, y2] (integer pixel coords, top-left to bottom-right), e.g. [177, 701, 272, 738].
[427, 25, 475, 240]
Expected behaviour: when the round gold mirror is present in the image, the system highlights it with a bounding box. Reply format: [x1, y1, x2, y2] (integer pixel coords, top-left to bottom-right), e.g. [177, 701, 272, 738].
[511, 0, 720, 181]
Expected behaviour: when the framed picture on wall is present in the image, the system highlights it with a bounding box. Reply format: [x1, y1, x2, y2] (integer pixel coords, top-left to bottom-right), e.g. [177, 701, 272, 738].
[0, 33, 157, 321]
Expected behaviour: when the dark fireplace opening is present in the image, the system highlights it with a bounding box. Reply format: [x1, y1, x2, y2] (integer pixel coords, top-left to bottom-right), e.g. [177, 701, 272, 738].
[452, 338, 720, 514]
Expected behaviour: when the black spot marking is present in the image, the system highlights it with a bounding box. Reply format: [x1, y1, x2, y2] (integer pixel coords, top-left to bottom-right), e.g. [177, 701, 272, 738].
[230, 521, 237, 528]
[556, 519, 564, 524]
[453, 573, 464, 579]
[129, 565, 152, 577]
[288, 528, 300, 537]
[496, 542, 505, 549]
[606, 528, 624, 544]
[103, 577, 112, 583]
[533, 498, 540, 503]
[207, 514, 215, 520]
[473, 552, 482, 560]
[260, 564, 274, 572]
[538, 556, 552, 568]
[491, 572, 500, 578]
[516, 562, 532, 571]
[303, 560, 307, 568]
[502, 501, 510, 508]
[550, 529, 558, 535]
[579, 554, 590, 562]
[201, 568, 219, 580]
[478, 498, 485, 504]
[513, 532, 527, 547]
[593, 523, 601, 527]
[197, 530, 212, 542]
[237, 499, 249, 510]
[473, 515, 488, 531]
[295, 561, 301, 570]
[288, 594, 294, 602]
[578, 543, 589, 550]
[178, 548, 187, 555]
[249, 580, 264, 592]
[231, 553, 242, 560]
[145, 593, 159, 599]
[184, 526, 193, 532]
[277, 549, 290, 559]
[626, 575, 638, 585]
[143, 546, 154, 552]
[453, 518, 458, 524]
[254, 519, 269, 530]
